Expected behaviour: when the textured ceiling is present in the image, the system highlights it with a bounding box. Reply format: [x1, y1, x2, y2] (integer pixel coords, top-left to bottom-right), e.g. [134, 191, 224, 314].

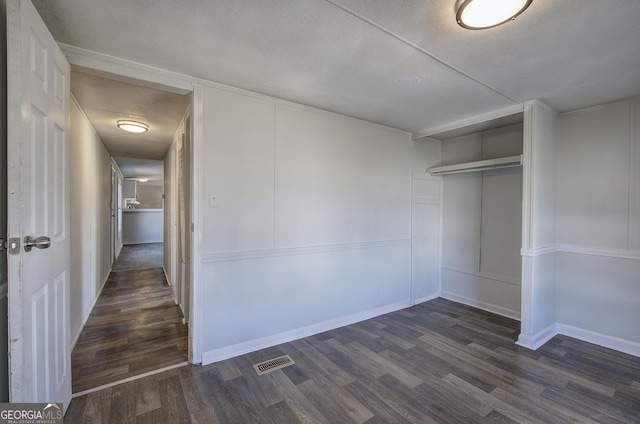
[71, 71, 189, 161]
[70, 71, 188, 179]
[34, 0, 640, 137]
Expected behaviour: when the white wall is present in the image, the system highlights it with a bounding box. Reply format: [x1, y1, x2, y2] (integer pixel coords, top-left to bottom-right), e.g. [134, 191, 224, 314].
[517, 101, 559, 350]
[69, 97, 113, 344]
[440, 125, 523, 319]
[122, 210, 163, 244]
[411, 139, 442, 303]
[198, 85, 413, 363]
[556, 98, 640, 355]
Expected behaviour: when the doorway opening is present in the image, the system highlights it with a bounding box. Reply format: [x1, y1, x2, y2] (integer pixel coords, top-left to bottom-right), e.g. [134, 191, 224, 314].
[68, 69, 193, 394]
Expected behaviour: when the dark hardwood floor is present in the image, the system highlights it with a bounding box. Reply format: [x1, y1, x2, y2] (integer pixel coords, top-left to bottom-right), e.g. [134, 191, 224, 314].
[71, 244, 188, 394]
[112, 243, 165, 271]
[65, 298, 640, 423]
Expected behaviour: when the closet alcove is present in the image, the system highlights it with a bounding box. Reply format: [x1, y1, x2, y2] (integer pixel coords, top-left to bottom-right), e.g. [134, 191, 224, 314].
[417, 101, 559, 349]
[427, 111, 525, 320]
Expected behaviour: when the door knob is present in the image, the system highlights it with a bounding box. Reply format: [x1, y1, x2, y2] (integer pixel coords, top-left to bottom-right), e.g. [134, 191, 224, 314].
[24, 235, 51, 252]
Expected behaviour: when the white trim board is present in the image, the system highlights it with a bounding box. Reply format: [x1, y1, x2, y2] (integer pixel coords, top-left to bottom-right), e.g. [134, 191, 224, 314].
[199, 293, 640, 363]
[520, 244, 640, 260]
[520, 246, 557, 257]
[557, 245, 640, 260]
[201, 300, 411, 365]
[516, 323, 558, 351]
[412, 293, 439, 306]
[61, 44, 194, 94]
[202, 239, 411, 263]
[412, 104, 524, 140]
[440, 291, 521, 321]
[72, 362, 189, 398]
[517, 322, 640, 358]
[557, 324, 640, 358]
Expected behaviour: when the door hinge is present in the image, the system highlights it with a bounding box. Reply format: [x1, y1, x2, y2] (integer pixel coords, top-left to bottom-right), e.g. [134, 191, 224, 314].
[2, 237, 21, 255]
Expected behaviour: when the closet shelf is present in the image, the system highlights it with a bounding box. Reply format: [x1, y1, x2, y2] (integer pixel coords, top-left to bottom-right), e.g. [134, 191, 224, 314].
[427, 154, 522, 176]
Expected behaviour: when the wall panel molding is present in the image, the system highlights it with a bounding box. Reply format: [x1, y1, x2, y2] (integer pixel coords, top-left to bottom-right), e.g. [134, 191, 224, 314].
[557, 245, 640, 260]
[520, 245, 557, 257]
[202, 239, 411, 263]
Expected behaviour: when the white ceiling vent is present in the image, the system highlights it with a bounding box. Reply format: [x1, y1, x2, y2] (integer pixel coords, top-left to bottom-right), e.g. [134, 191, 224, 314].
[253, 355, 295, 376]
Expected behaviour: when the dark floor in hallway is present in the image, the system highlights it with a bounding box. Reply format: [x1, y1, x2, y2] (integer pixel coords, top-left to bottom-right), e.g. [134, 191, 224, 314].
[71, 243, 188, 394]
[112, 243, 164, 271]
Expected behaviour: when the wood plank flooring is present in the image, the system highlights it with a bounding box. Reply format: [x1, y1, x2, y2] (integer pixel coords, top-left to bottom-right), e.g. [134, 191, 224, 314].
[112, 243, 165, 271]
[65, 298, 640, 423]
[71, 245, 188, 394]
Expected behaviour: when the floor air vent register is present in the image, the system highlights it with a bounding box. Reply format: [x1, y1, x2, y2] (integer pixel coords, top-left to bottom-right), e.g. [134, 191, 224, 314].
[253, 355, 296, 376]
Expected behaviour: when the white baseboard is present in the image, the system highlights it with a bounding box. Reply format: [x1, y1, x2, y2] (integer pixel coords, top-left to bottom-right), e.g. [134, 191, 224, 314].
[412, 293, 439, 305]
[516, 323, 558, 350]
[441, 291, 521, 321]
[515, 322, 640, 358]
[162, 265, 172, 286]
[201, 300, 411, 365]
[70, 271, 110, 351]
[557, 324, 640, 358]
[199, 295, 640, 364]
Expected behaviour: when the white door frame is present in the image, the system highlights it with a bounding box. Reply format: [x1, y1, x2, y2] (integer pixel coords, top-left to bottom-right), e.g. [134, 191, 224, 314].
[109, 162, 124, 263]
[110, 167, 116, 266]
[59, 45, 204, 363]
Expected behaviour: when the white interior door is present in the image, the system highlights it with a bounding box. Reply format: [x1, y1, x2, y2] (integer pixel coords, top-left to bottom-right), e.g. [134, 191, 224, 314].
[6, 0, 72, 409]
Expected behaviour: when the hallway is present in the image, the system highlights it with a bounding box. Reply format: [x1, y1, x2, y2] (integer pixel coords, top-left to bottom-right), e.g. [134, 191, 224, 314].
[71, 243, 189, 394]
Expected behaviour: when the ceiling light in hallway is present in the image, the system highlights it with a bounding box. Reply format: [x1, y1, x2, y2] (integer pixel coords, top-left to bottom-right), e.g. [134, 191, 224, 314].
[117, 120, 149, 133]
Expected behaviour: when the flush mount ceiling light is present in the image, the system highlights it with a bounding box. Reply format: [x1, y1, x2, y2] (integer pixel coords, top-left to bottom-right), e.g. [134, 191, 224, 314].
[456, 0, 532, 30]
[116, 120, 149, 133]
